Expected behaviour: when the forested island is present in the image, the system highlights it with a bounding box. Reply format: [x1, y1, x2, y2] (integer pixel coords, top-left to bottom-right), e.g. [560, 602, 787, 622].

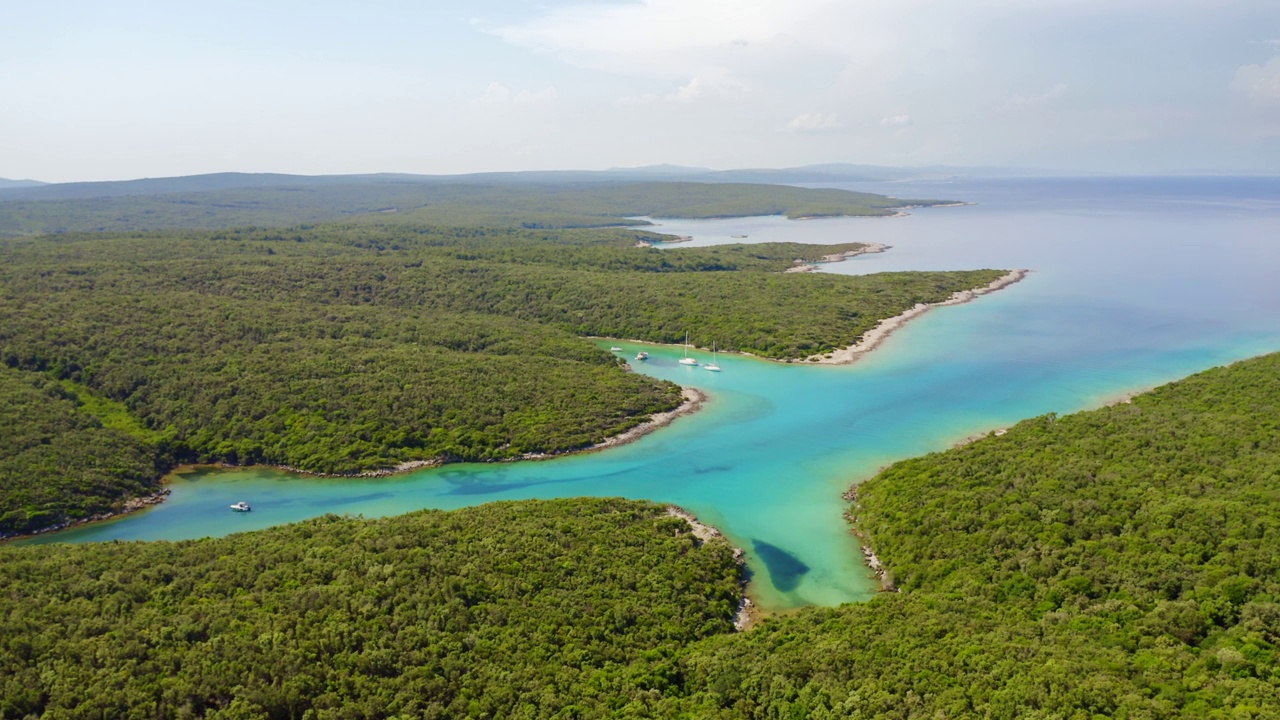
[0, 176, 933, 236]
[3, 351, 1278, 717]
[0, 179, 1003, 537]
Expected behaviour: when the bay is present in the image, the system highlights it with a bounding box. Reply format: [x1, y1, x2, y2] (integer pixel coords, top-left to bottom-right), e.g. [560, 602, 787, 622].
[24, 177, 1280, 611]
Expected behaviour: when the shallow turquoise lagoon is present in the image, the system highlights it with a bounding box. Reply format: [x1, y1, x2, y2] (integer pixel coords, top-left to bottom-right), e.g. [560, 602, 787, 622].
[26, 177, 1280, 611]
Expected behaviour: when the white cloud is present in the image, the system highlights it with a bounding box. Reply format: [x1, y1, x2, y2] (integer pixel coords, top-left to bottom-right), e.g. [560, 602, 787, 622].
[998, 83, 1068, 112]
[880, 114, 913, 127]
[619, 74, 746, 105]
[787, 113, 843, 133]
[1232, 56, 1280, 105]
[476, 82, 511, 105]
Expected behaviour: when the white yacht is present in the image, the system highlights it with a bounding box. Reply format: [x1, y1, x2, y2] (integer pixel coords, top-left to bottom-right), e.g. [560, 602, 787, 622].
[230, 501, 252, 512]
[705, 342, 722, 372]
[679, 331, 699, 365]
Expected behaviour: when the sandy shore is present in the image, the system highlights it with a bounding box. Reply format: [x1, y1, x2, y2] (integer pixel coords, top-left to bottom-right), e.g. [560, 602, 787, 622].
[784, 243, 891, 273]
[806, 268, 1029, 364]
[666, 506, 758, 630]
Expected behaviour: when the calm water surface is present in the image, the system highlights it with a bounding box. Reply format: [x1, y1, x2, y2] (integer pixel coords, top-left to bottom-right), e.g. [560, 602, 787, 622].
[27, 178, 1280, 611]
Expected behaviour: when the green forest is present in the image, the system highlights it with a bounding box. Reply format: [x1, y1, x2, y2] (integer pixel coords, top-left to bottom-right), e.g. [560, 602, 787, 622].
[3, 353, 1280, 717]
[0, 179, 924, 236]
[0, 499, 744, 719]
[0, 185, 1002, 535]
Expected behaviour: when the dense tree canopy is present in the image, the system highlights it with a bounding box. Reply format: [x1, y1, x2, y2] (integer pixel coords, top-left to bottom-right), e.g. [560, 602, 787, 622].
[0, 499, 743, 719]
[674, 352, 1280, 718]
[0, 367, 165, 536]
[4, 351, 1280, 717]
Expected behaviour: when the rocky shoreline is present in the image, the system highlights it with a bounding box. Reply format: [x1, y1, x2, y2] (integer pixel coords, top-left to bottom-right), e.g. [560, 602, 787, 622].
[666, 506, 758, 631]
[784, 243, 891, 273]
[580, 387, 706, 453]
[1, 489, 171, 541]
[841, 486, 897, 593]
[806, 268, 1029, 364]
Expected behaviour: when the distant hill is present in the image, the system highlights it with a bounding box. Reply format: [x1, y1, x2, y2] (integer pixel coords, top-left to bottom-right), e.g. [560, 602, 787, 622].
[0, 178, 45, 190]
[0, 177, 944, 236]
[0, 172, 416, 202]
[0, 164, 1072, 204]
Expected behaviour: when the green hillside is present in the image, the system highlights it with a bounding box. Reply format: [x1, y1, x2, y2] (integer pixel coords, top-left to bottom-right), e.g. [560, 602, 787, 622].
[677, 352, 1280, 718]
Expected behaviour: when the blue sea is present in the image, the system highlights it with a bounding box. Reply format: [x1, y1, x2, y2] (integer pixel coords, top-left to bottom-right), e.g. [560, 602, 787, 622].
[25, 177, 1280, 610]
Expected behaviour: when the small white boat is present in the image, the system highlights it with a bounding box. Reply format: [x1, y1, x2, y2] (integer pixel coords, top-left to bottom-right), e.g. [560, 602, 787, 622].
[635, 351, 649, 360]
[610, 346, 622, 352]
[705, 342, 722, 372]
[679, 331, 699, 365]
[230, 501, 252, 512]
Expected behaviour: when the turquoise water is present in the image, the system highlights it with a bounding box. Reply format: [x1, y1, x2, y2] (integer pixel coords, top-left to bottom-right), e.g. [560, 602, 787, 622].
[24, 177, 1280, 611]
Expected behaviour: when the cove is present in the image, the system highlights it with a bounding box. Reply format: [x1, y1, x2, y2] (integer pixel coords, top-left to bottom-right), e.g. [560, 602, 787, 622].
[24, 177, 1280, 612]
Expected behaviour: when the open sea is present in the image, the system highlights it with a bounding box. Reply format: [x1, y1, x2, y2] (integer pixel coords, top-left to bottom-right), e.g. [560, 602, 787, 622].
[24, 176, 1280, 611]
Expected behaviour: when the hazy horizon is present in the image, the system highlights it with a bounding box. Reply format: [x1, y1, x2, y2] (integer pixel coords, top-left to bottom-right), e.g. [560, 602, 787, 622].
[5, 1, 1280, 183]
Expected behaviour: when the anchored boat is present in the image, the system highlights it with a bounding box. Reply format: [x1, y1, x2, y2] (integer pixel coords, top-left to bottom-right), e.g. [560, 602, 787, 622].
[679, 331, 699, 366]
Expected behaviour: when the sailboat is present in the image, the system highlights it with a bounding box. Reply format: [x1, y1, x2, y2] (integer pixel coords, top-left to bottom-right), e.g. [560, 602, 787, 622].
[678, 331, 699, 365]
[704, 342, 721, 372]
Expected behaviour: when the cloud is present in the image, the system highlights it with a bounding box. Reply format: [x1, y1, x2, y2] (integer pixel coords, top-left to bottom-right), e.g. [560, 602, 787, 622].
[619, 74, 745, 105]
[476, 82, 511, 105]
[998, 83, 1068, 112]
[787, 113, 843, 133]
[475, 82, 558, 106]
[1232, 56, 1280, 105]
[880, 114, 913, 127]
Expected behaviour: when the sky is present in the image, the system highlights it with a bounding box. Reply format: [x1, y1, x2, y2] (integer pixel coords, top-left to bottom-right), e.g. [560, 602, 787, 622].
[3, 0, 1280, 182]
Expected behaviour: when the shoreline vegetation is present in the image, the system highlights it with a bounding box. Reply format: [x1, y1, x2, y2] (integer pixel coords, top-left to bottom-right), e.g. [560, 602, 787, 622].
[0, 388, 711, 542]
[581, 386, 707, 454]
[806, 268, 1029, 364]
[0, 489, 171, 542]
[665, 506, 759, 631]
[783, 242, 890, 273]
[603, 267, 1028, 367]
[842, 486, 897, 593]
